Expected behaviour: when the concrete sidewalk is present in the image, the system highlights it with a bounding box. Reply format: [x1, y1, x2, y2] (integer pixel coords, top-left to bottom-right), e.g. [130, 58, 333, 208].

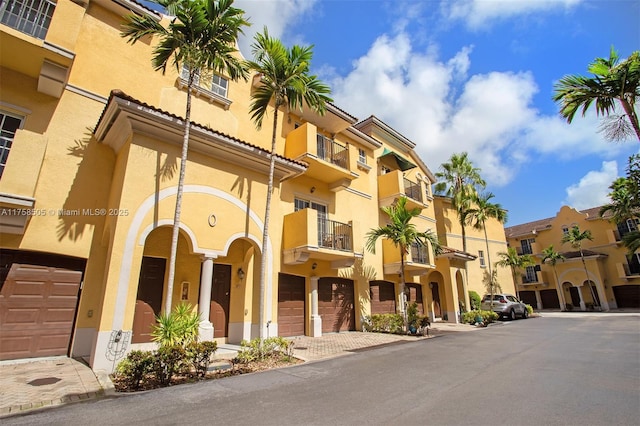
[0, 321, 479, 418]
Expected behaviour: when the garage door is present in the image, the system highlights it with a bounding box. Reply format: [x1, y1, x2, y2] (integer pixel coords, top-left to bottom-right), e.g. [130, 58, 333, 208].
[0, 262, 82, 360]
[540, 289, 560, 309]
[319, 277, 355, 333]
[613, 285, 640, 308]
[370, 281, 395, 315]
[278, 274, 305, 337]
[519, 291, 536, 306]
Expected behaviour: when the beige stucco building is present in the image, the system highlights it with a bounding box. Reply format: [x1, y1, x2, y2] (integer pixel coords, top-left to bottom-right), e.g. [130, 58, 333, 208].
[505, 206, 640, 311]
[0, 0, 513, 372]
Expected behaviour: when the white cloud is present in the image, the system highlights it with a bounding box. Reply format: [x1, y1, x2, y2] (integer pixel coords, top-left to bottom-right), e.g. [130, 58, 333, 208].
[442, 0, 584, 29]
[563, 161, 619, 210]
[234, 0, 318, 58]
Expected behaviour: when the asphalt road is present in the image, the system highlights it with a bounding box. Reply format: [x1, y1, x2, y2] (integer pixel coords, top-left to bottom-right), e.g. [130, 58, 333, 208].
[6, 314, 640, 425]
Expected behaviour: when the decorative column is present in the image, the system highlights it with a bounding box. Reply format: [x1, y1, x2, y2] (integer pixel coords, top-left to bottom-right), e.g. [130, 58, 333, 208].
[310, 276, 322, 337]
[577, 286, 586, 311]
[535, 290, 543, 310]
[198, 255, 215, 341]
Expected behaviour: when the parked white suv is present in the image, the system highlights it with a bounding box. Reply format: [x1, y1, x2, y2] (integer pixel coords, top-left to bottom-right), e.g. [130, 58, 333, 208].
[480, 293, 528, 320]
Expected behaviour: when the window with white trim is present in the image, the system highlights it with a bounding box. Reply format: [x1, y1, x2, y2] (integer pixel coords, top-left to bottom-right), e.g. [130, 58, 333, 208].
[0, 0, 56, 40]
[358, 148, 366, 164]
[180, 65, 229, 98]
[0, 111, 23, 178]
[478, 250, 485, 267]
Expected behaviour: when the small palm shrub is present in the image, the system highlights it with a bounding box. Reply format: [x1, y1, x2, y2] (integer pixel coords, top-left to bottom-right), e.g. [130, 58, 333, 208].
[525, 304, 534, 315]
[152, 303, 200, 348]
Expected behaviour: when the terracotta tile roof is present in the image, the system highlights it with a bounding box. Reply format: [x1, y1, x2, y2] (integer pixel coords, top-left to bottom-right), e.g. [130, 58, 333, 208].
[561, 250, 608, 259]
[95, 90, 308, 168]
[439, 246, 477, 260]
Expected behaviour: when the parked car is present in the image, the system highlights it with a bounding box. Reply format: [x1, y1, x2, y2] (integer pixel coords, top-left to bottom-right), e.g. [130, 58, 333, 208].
[480, 293, 528, 320]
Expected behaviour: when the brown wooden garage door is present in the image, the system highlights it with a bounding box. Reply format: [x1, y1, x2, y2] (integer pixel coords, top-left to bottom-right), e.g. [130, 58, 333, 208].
[370, 281, 396, 315]
[519, 291, 536, 307]
[0, 261, 83, 360]
[278, 274, 305, 337]
[319, 277, 355, 333]
[540, 289, 560, 309]
[613, 285, 640, 308]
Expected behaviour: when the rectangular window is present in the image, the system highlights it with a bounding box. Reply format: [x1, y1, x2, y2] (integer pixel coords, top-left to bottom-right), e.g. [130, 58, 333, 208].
[562, 226, 569, 235]
[358, 148, 366, 164]
[0, 0, 56, 39]
[210, 74, 228, 98]
[521, 238, 535, 255]
[524, 266, 537, 283]
[478, 250, 485, 267]
[180, 65, 228, 98]
[0, 112, 23, 178]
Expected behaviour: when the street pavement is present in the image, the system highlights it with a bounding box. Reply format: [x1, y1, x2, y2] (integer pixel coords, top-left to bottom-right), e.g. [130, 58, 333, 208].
[0, 321, 477, 418]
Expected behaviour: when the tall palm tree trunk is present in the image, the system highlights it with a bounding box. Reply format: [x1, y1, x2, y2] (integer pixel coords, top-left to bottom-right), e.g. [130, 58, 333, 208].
[580, 249, 600, 310]
[620, 99, 640, 141]
[511, 267, 520, 301]
[258, 101, 280, 340]
[399, 244, 408, 326]
[553, 267, 566, 309]
[165, 73, 194, 314]
[484, 226, 496, 309]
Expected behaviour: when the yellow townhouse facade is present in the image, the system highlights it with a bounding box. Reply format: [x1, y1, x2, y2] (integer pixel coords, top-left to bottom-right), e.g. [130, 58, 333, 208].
[505, 205, 640, 311]
[0, 0, 514, 372]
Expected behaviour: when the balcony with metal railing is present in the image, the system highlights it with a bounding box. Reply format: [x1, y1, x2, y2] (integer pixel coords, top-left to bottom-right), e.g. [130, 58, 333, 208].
[517, 270, 548, 287]
[284, 123, 356, 191]
[381, 240, 434, 276]
[378, 170, 426, 210]
[282, 208, 357, 267]
[1, 0, 56, 39]
[1, 0, 75, 98]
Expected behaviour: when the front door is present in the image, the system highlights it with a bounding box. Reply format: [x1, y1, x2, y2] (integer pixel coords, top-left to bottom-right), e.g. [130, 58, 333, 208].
[132, 257, 166, 343]
[210, 264, 231, 338]
[431, 282, 441, 318]
[569, 286, 581, 307]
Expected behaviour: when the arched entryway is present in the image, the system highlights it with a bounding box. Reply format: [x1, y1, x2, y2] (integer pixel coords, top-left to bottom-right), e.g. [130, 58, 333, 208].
[133, 227, 198, 343]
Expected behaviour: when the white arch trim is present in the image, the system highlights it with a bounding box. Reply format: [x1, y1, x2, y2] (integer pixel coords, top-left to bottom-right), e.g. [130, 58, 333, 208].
[112, 184, 271, 330]
[557, 268, 601, 287]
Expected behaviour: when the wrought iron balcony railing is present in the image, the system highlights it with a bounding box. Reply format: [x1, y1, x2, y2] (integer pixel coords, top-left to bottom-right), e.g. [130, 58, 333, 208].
[316, 134, 348, 170]
[410, 243, 429, 264]
[318, 219, 352, 251]
[1, 0, 56, 39]
[403, 178, 422, 203]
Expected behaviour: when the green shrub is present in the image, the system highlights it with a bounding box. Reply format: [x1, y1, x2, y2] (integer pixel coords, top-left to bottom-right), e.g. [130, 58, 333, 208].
[364, 313, 404, 334]
[469, 291, 481, 310]
[152, 303, 200, 348]
[525, 304, 534, 315]
[186, 340, 218, 378]
[115, 350, 154, 390]
[232, 337, 295, 365]
[151, 345, 187, 385]
[461, 310, 498, 326]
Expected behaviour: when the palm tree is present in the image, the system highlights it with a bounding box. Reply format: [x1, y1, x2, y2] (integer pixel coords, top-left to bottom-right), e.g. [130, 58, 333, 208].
[465, 192, 507, 308]
[246, 28, 332, 339]
[496, 247, 535, 301]
[553, 47, 640, 142]
[366, 196, 442, 324]
[122, 0, 249, 314]
[561, 225, 600, 310]
[541, 245, 567, 310]
[434, 152, 486, 309]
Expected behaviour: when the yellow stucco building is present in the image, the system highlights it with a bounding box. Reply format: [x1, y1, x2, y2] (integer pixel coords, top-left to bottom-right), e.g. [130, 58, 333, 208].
[505, 206, 640, 311]
[0, 0, 513, 372]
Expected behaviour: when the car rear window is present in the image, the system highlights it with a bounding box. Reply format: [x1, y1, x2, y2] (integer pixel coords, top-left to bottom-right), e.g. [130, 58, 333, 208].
[482, 295, 503, 301]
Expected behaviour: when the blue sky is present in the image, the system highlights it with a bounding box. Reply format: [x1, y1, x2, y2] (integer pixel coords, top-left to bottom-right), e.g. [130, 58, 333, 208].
[143, 0, 639, 226]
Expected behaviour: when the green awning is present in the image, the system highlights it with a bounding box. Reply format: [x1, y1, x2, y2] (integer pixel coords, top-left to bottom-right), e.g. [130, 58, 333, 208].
[380, 148, 416, 171]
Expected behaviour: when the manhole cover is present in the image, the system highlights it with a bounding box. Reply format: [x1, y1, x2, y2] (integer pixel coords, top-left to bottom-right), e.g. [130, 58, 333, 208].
[27, 377, 61, 386]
